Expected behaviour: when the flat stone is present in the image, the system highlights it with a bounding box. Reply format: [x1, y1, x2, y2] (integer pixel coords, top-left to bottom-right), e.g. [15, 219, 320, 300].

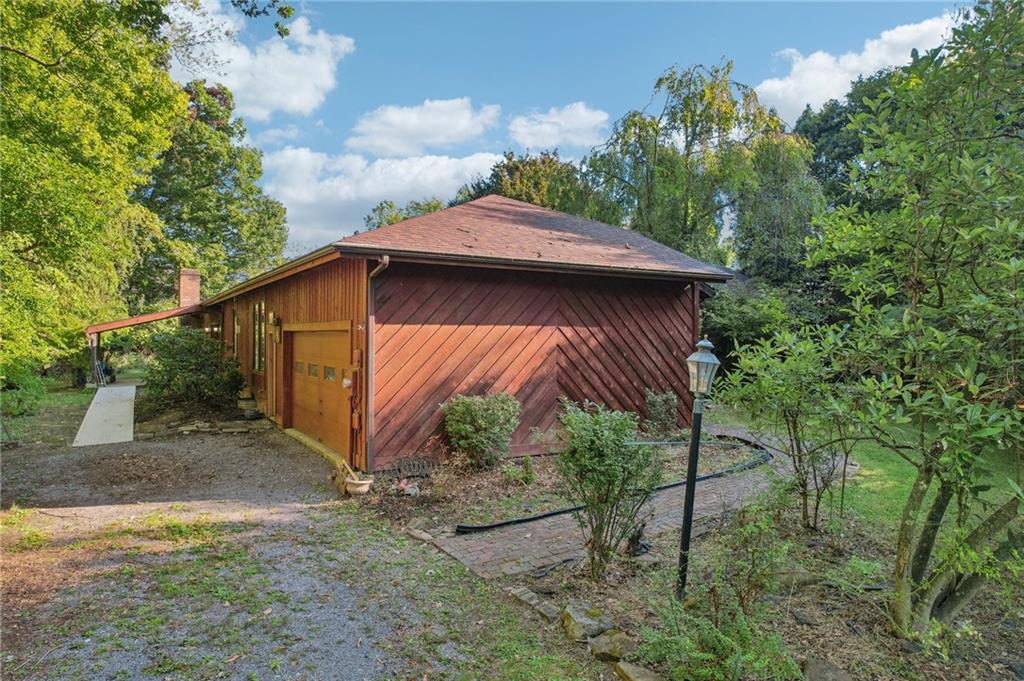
[135, 432, 154, 441]
[534, 600, 561, 622]
[633, 553, 662, 569]
[900, 640, 923, 654]
[561, 601, 614, 642]
[614, 660, 665, 681]
[220, 426, 250, 434]
[532, 580, 560, 595]
[777, 570, 825, 591]
[792, 608, 819, 626]
[509, 586, 540, 607]
[802, 657, 853, 681]
[588, 629, 636, 661]
[406, 528, 433, 543]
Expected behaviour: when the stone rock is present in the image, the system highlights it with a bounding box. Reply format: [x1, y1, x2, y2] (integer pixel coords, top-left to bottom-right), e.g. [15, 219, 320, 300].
[220, 426, 250, 434]
[777, 570, 825, 591]
[632, 553, 662, 569]
[135, 432, 154, 441]
[613, 661, 665, 681]
[509, 586, 540, 608]
[561, 601, 614, 642]
[406, 528, 433, 543]
[1008, 661, 1024, 680]
[402, 484, 420, 497]
[802, 657, 853, 681]
[900, 640, 923, 654]
[792, 608, 819, 626]
[534, 601, 561, 622]
[532, 580, 560, 595]
[588, 629, 636, 661]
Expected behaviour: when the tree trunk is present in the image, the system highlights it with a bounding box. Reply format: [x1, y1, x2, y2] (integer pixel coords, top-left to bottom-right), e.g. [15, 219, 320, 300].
[893, 464, 932, 634]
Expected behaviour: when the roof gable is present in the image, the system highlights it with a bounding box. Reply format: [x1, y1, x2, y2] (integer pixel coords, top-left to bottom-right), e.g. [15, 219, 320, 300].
[335, 195, 731, 281]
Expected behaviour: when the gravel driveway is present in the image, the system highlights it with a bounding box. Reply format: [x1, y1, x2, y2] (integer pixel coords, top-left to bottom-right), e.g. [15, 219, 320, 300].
[1, 429, 595, 680]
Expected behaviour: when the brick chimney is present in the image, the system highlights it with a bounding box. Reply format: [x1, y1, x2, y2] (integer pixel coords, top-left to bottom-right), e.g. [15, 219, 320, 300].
[177, 268, 201, 307]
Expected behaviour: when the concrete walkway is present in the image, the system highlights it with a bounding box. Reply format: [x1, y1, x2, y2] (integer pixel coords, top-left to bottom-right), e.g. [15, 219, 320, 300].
[434, 425, 788, 579]
[72, 385, 136, 447]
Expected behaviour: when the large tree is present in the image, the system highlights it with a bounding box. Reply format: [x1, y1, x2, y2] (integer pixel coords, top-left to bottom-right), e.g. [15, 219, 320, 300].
[453, 151, 623, 225]
[812, 0, 1023, 636]
[0, 0, 184, 367]
[732, 133, 826, 284]
[589, 61, 781, 263]
[128, 81, 287, 309]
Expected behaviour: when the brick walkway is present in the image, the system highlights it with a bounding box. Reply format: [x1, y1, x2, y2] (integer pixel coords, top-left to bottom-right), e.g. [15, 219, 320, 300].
[434, 426, 787, 579]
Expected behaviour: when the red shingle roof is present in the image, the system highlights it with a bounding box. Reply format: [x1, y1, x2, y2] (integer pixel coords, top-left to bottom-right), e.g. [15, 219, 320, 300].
[335, 195, 732, 281]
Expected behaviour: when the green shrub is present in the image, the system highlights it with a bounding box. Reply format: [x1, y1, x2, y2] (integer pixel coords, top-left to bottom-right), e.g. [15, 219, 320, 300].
[443, 392, 521, 469]
[501, 456, 536, 486]
[643, 389, 679, 440]
[144, 327, 243, 411]
[701, 286, 788, 369]
[556, 399, 663, 580]
[1, 361, 47, 417]
[638, 487, 797, 680]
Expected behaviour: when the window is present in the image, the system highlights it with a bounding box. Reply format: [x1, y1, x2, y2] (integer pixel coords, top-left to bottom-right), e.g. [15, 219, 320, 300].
[324, 366, 336, 381]
[252, 301, 266, 373]
[294, 361, 304, 374]
[307, 363, 319, 377]
[232, 307, 240, 357]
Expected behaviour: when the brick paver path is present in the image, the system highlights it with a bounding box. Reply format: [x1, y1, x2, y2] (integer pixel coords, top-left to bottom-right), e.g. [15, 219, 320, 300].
[434, 425, 788, 579]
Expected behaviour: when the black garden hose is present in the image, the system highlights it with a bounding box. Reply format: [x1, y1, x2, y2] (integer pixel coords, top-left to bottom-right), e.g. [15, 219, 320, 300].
[453, 435, 774, 535]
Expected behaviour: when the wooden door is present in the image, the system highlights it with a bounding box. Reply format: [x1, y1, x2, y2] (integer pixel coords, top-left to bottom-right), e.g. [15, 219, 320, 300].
[290, 328, 352, 459]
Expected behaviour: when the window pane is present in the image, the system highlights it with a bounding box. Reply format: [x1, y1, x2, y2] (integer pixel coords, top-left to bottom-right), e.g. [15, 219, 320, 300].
[308, 363, 319, 377]
[294, 361, 304, 374]
[324, 366, 336, 381]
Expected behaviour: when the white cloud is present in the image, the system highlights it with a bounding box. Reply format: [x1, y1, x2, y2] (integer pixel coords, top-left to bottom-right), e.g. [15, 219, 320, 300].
[170, 2, 354, 122]
[509, 102, 609, 149]
[756, 13, 956, 124]
[254, 124, 301, 146]
[345, 98, 500, 157]
[263, 148, 502, 245]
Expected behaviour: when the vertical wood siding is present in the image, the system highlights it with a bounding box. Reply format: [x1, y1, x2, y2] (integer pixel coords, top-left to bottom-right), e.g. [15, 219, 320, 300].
[371, 262, 700, 471]
[221, 256, 369, 470]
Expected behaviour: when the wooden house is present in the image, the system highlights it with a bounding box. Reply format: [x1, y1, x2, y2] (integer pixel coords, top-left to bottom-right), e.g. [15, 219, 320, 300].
[88, 196, 732, 473]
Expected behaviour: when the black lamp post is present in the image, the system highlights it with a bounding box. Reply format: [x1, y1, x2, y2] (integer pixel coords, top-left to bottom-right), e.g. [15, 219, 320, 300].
[676, 337, 721, 601]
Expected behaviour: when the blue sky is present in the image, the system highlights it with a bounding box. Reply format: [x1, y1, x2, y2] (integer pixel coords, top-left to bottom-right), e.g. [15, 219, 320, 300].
[174, 1, 958, 251]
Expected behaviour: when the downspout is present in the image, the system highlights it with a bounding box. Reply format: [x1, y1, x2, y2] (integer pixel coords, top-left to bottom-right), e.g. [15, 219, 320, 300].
[364, 255, 390, 472]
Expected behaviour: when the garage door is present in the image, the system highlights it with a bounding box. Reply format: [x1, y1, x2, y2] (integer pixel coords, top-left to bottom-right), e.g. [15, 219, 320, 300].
[291, 330, 352, 458]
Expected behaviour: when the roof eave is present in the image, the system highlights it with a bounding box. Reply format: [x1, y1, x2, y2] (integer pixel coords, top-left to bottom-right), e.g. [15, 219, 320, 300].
[333, 243, 732, 283]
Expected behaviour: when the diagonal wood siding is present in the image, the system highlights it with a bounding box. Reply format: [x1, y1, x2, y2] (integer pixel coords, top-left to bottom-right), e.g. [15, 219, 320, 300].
[371, 262, 699, 471]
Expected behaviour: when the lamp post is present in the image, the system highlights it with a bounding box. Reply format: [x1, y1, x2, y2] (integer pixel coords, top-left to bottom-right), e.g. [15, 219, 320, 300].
[676, 337, 721, 601]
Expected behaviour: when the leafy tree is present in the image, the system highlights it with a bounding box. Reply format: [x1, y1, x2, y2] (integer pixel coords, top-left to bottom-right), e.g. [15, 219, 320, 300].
[811, 0, 1024, 636]
[0, 0, 184, 367]
[453, 151, 623, 225]
[128, 81, 287, 308]
[589, 61, 781, 262]
[363, 197, 445, 229]
[794, 69, 894, 208]
[732, 133, 825, 284]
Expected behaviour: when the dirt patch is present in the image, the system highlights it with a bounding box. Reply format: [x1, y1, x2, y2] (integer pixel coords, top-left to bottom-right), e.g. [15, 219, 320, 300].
[367, 435, 761, 534]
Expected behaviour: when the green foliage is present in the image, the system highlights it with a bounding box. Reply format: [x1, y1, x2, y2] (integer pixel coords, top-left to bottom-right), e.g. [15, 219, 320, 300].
[589, 61, 782, 263]
[642, 389, 679, 440]
[793, 69, 895, 208]
[128, 82, 287, 309]
[0, 0, 185, 367]
[501, 456, 536, 487]
[701, 286, 789, 368]
[144, 327, 243, 411]
[454, 150, 624, 224]
[363, 197, 445, 229]
[443, 393, 522, 469]
[721, 327, 853, 530]
[732, 134, 825, 284]
[808, 0, 1024, 635]
[639, 489, 797, 681]
[555, 400, 663, 579]
[0, 361, 47, 418]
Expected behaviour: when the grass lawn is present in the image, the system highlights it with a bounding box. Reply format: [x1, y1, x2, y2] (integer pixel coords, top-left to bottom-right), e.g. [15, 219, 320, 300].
[1, 378, 95, 446]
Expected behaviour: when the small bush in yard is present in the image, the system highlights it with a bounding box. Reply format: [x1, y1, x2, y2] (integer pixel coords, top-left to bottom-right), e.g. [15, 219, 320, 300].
[556, 399, 663, 580]
[501, 456, 536, 486]
[642, 389, 678, 440]
[638, 486, 797, 680]
[443, 393, 521, 469]
[144, 327, 243, 411]
[0, 361, 46, 418]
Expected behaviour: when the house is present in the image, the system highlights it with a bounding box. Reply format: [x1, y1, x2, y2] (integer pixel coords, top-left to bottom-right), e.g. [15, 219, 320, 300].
[87, 195, 732, 473]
